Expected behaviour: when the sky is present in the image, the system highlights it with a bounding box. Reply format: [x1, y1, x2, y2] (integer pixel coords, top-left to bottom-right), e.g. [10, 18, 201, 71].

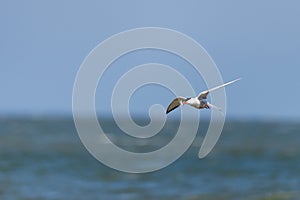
[1, 0, 300, 120]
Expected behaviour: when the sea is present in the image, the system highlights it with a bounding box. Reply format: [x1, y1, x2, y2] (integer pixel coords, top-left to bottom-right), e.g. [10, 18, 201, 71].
[0, 117, 299, 200]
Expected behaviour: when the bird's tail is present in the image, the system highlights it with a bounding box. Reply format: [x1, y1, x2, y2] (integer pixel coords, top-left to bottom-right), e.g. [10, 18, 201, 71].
[207, 103, 224, 115]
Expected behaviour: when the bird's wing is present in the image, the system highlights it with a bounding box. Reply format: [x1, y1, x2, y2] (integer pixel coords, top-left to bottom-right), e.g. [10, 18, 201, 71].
[166, 97, 186, 114]
[197, 78, 241, 100]
[197, 91, 209, 100]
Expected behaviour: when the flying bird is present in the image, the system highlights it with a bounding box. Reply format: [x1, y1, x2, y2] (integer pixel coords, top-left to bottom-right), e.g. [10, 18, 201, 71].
[166, 78, 241, 114]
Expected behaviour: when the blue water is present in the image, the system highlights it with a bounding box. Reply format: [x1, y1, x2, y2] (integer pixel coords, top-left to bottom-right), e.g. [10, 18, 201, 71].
[0, 117, 299, 199]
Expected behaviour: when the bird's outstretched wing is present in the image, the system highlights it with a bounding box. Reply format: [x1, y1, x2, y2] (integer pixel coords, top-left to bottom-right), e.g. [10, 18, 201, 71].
[197, 78, 241, 100]
[166, 97, 186, 114]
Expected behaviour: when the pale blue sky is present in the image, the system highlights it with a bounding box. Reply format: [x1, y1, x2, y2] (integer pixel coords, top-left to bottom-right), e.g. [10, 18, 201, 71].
[1, 1, 300, 119]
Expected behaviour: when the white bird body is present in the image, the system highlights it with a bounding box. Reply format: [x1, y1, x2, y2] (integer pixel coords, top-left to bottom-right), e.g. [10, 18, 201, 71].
[186, 98, 201, 109]
[166, 78, 241, 114]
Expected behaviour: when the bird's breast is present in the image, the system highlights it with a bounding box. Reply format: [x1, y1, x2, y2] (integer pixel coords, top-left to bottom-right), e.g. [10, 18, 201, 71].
[188, 98, 201, 109]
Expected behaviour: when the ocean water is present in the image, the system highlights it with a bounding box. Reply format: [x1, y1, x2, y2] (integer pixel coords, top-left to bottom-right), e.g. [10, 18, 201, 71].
[0, 117, 300, 200]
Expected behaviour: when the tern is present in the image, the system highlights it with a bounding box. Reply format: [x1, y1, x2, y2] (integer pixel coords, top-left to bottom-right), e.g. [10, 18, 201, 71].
[166, 78, 241, 114]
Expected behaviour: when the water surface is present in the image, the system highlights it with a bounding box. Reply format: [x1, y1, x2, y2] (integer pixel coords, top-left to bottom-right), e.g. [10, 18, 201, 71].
[0, 117, 299, 199]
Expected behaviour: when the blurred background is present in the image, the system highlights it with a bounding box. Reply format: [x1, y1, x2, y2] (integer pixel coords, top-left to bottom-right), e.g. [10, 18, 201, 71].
[1, 1, 300, 199]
